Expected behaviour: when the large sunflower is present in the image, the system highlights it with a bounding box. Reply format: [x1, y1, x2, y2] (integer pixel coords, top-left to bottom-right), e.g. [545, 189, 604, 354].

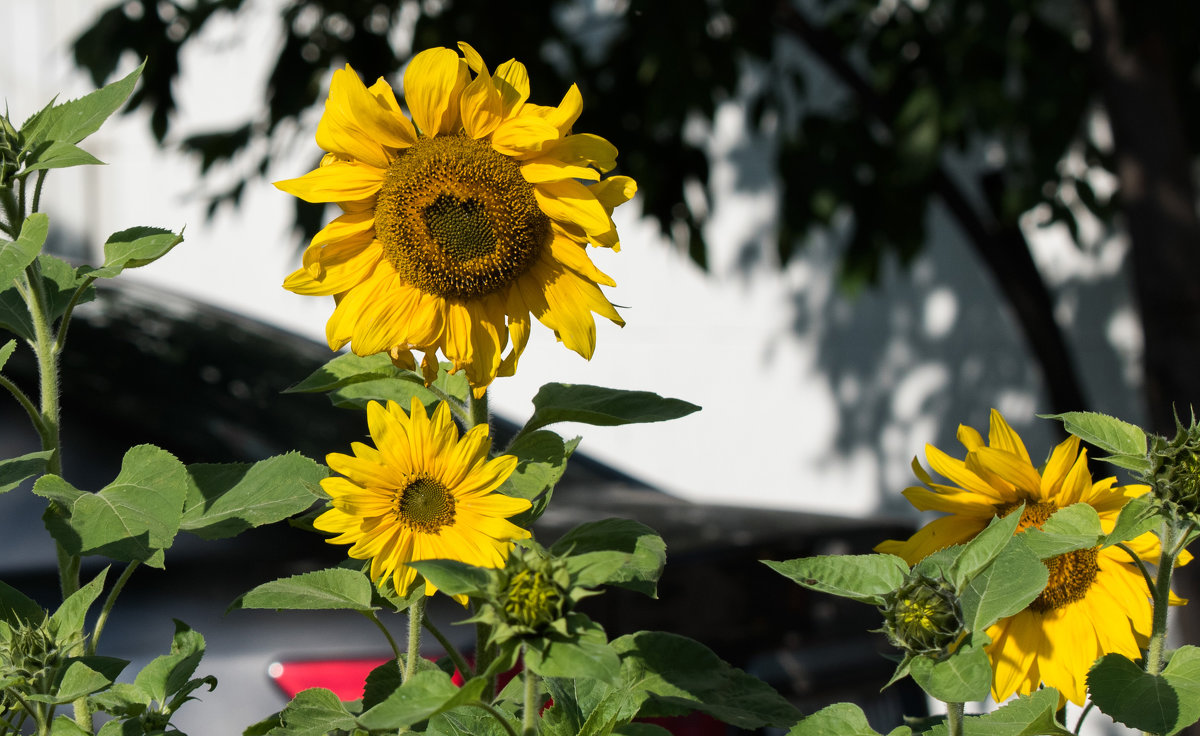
[876, 409, 1189, 706]
[314, 397, 531, 601]
[276, 42, 635, 397]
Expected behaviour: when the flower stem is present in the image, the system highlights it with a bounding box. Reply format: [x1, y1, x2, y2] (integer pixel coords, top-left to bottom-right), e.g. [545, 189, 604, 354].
[1146, 519, 1181, 677]
[945, 702, 964, 736]
[404, 595, 427, 683]
[469, 389, 489, 430]
[362, 610, 404, 662]
[522, 648, 538, 736]
[88, 562, 139, 655]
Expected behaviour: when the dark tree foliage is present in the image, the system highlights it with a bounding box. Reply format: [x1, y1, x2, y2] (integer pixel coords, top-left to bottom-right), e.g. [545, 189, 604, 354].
[72, 0, 1200, 431]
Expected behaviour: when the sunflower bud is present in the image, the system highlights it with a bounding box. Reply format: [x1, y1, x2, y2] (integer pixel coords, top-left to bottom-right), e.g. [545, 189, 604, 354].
[473, 542, 595, 648]
[0, 612, 82, 709]
[879, 573, 964, 658]
[0, 114, 19, 188]
[1149, 412, 1200, 517]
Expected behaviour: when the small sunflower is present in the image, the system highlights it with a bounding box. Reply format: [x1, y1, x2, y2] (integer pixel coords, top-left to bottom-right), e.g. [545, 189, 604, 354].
[876, 409, 1190, 706]
[277, 42, 635, 397]
[313, 397, 531, 601]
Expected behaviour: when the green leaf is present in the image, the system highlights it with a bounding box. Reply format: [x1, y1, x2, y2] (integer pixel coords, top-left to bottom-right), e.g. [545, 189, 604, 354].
[523, 384, 700, 435]
[357, 669, 488, 730]
[1041, 411, 1148, 458]
[908, 636, 992, 702]
[613, 631, 802, 729]
[88, 681, 151, 716]
[764, 554, 908, 606]
[959, 536, 1047, 633]
[50, 566, 109, 636]
[81, 227, 184, 279]
[0, 579, 44, 625]
[786, 702, 892, 735]
[231, 567, 377, 613]
[35, 445, 189, 567]
[407, 559, 492, 597]
[181, 453, 325, 540]
[49, 716, 93, 736]
[614, 724, 675, 736]
[328, 376, 442, 411]
[21, 61, 144, 147]
[361, 657, 402, 710]
[525, 624, 621, 682]
[551, 518, 666, 597]
[1103, 493, 1161, 548]
[35, 660, 114, 704]
[1020, 503, 1104, 559]
[0, 254, 97, 340]
[0, 338, 14, 370]
[925, 687, 1071, 735]
[23, 140, 105, 173]
[0, 449, 53, 495]
[273, 687, 357, 736]
[1099, 453, 1156, 475]
[285, 352, 410, 393]
[949, 510, 1022, 587]
[428, 703, 519, 736]
[1088, 647, 1200, 735]
[541, 676, 641, 736]
[0, 212, 49, 286]
[132, 620, 206, 706]
[504, 430, 579, 527]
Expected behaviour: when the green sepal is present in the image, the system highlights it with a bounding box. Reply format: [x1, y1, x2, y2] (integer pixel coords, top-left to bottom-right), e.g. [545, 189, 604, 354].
[907, 633, 992, 703]
[1040, 411, 1148, 459]
[924, 686, 1071, 735]
[502, 430, 579, 527]
[613, 631, 802, 729]
[355, 669, 489, 731]
[0, 212, 48, 286]
[1019, 502, 1104, 559]
[764, 553, 908, 606]
[20, 61, 144, 149]
[180, 453, 325, 540]
[959, 535, 1046, 633]
[786, 702, 908, 735]
[550, 518, 666, 598]
[80, 226, 184, 279]
[522, 383, 700, 435]
[0, 449, 54, 495]
[1088, 647, 1200, 735]
[230, 567, 378, 613]
[35, 444, 188, 568]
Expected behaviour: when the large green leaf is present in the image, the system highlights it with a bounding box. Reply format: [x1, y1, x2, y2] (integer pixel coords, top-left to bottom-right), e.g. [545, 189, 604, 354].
[356, 669, 488, 731]
[541, 676, 642, 736]
[613, 631, 801, 729]
[180, 453, 325, 539]
[0, 579, 45, 625]
[1041, 411, 1148, 458]
[522, 384, 700, 435]
[132, 620, 206, 706]
[1088, 647, 1200, 735]
[1103, 493, 1160, 548]
[0, 449, 53, 495]
[428, 703, 519, 736]
[0, 339, 14, 370]
[81, 227, 184, 279]
[407, 559, 491, 597]
[925, 687, 1071, 735]
[948, 510, 1022, 587]
[1020, 503, 1104, 559]
[551, 518, 666, 597]
[525, 623, 621, 682]
[786, 702, 907, 735]
[503, 430, 579, 527]
[285, 352, 412, 393]
[50, 567, 109, 636]
[326, 376, 442, 411]
[764, 554, 908, 606]
[907, 636, 992, 703]
[0, 213, 49, 286]
[231, 567, 377, 613]
[959, 537, 1046, 632]
[272, 687, 357, 736]
[35, 444, 188, 567]
[0, 255, 96, 342]
[21, 61, 144, 147]
[33, 659, 115, 704]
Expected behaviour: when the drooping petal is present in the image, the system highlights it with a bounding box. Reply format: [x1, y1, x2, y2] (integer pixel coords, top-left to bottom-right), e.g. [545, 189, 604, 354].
[493, 59, 530, 117]
[275, 160, 384, 203]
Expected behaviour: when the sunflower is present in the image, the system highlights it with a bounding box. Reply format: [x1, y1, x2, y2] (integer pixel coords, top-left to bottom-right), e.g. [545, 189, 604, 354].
[876, 409, 1189, 706]
[276, 42, 635, 397]
[314, 397, 531, 601]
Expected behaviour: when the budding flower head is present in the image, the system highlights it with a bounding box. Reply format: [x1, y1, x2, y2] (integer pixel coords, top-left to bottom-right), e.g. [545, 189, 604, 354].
[879, 573, 964, 659]
[1150, 411, 1200, 517]
[0, 113, 19, 188]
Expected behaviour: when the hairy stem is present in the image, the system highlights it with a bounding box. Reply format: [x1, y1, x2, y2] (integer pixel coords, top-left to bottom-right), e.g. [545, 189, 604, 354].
[1146, 520, 1181, 677]
[946, 702, 964, 736]
[404, 595, 427, 683]
[522, 649, 539, 736]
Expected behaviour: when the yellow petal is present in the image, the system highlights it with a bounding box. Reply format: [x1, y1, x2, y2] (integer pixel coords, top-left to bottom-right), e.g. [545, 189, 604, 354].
[275, 160, 384, 203]
[1039, 435, 1081, 500]
[526, 84, 582, 134]
[957, 423, 985, 451]
[540, 133, 618, 173]
[316, 65, 415, 167]
[873, 514, 988, 564]
[521, 158, 601, 183]
[533, 178, 616, 239]
[988, 409, 1032, 464]
[966, 447, 1039, 497]
[548, 233, 616, 287]
[589, 175, 637, 214]
[490, 115, 561, 156]
[494, 59, 530, 117]
[986, 612, 1042, 702]
[404, 47, 469, 136]
[924, 443, 1007, 500]
[900, 486, 1002, 517]
[497, 287, 531, 379]
[287, 238, 381, 296]
[325, 262, 396, 350]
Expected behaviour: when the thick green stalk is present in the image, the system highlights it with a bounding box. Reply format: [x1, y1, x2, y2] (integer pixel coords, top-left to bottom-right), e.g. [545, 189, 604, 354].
[404, 595, 427, 684]
[1145, 520, 1181, 677]
[522, 650, 538, 736]
[945, 702, 964, 736]
[468, 389, 490, 431]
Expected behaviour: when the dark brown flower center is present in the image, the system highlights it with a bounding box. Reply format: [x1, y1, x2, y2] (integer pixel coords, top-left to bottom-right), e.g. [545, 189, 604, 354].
[374, 135, 549, 299]
[998, 500, 1099, 613]
[396, 475, 456, 533]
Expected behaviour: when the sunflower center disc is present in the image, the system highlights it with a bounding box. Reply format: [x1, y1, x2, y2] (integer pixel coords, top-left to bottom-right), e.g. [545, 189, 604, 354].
[1000, 501, 1100, 612]
[375, 135, 550, 300]
[397, 475, 456, 533]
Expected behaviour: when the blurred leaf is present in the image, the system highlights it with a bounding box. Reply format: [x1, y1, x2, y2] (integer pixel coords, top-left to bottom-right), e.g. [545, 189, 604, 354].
[0, 450, 53, 495]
